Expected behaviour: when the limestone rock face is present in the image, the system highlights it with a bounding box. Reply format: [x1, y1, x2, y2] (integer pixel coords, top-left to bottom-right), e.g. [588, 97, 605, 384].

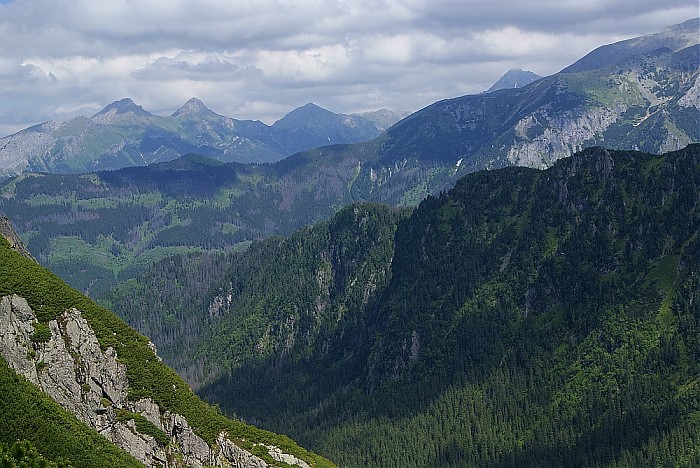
[166, 414, 212, 467]
[507, 106, 621, 169]
[0, 217, 35, 261]
[264, 445, 311, 468]
[216, 433, 268, 468]
[0, 294, 310, 468]
[0, 295, 39, 382]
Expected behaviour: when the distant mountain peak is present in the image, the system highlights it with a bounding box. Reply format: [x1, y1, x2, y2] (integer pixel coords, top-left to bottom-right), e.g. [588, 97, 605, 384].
[294, 102, 331, 115]
[91, 98, 152, 124]
[93, 98, 149, 116]
[172, 97, 220, 119]
[485, 69, 541, 93]
[272, 103, 336, 129]
[354, 108, 411, 130]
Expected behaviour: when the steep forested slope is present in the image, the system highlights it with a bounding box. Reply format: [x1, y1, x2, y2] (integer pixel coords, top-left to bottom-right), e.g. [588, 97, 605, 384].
[106, 144, 700, 466]
[0, 230, 333, 467]
[102, 203, 406, 387]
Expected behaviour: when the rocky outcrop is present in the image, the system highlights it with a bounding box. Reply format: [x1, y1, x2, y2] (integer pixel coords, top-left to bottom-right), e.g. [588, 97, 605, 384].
[0, 216, 35, 261]
[216, 433, 268, 468]
[507, 106, 621, 168]
[678, 75, 700, 109]
[266, 446, 310, 468]
[0, 294, 304, 468]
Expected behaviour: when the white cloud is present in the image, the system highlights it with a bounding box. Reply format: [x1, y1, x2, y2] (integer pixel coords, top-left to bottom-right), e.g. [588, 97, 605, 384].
[0, 0, 696, 135]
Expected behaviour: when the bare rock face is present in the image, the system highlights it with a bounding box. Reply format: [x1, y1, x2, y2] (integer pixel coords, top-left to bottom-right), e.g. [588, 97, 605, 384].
[0, 217, 35, 261]
[507, 106, 621, 168]
[0, 294, 309, 468]
[166, 414, 212, 467]
[106, 419, 168, 466]
[677, 75, 700, 109]
[264, 445, 311, 468]
[215, 433, 268, 468]
[0, 296, 163, 465]
[0, 295, 39, 382]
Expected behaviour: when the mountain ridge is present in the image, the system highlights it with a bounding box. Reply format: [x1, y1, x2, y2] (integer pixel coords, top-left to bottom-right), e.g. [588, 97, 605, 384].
[0, 19, 697, 297]
[2, 19, 695, 179]
[0, 99, 395, 176]
[562, 17, 699, 73]
[0, 218, 334, 467]
[103, 144, 700, 466]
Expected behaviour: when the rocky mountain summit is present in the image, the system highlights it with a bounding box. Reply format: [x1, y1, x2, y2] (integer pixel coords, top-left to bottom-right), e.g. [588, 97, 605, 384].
[91, 98, 153, 125]
[485, 68, 541, 92]
[171, 98, 222, 119]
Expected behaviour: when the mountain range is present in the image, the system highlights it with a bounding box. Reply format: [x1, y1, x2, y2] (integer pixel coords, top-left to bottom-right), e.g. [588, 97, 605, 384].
[0, 98, 407, 178]
[0, 18, 699, 468]
[102, 144, 700, 466]
[3, 20, 696, 182]
[0, 19, 697, 298]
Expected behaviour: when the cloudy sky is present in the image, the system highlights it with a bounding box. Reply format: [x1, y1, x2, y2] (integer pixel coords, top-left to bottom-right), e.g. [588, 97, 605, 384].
[0, 0, 696, 136]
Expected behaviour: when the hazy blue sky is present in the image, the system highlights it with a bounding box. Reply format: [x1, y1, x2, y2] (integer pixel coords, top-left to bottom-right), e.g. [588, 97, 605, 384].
[0, 0, 696, 136]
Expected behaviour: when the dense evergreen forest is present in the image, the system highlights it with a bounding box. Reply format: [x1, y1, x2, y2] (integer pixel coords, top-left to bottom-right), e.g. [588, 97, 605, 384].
[105, 145, 700, 466]
[102, 203, 407, 387]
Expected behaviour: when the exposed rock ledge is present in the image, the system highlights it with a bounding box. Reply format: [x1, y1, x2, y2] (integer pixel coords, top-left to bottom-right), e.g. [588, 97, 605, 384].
[0, 294, 304, 467]
[0, 217, 36, 262]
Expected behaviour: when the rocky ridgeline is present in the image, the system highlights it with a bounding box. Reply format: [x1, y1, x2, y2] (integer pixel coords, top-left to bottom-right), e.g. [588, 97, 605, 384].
[0, 216, 35, 261]
[0, 294, 309, 468]
[507, 105, 622, 168]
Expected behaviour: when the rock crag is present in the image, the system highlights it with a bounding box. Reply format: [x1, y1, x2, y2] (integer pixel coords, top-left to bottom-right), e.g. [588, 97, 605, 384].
[0, 293, 304, 467]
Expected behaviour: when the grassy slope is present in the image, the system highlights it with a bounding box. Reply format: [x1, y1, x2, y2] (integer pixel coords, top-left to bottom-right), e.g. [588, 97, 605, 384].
[0, 356, 142, 467]
[0, 236, 334, 468]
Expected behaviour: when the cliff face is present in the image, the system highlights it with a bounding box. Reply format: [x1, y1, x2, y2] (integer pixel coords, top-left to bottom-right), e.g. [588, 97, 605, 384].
[0, 216, 35, 261]
[0, 293, 283, 467]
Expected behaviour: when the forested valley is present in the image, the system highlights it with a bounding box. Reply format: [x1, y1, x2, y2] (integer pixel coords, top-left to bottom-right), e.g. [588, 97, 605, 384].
[104, 145, 700, 466]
